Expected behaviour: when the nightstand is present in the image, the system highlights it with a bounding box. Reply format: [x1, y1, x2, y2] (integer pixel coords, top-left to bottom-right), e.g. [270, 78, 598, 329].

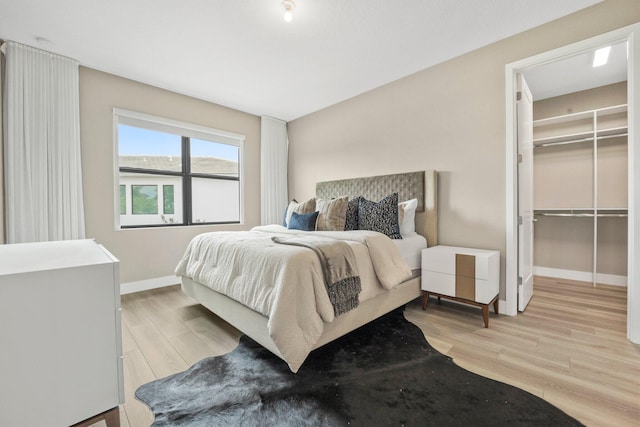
[421, 245, 499, 327]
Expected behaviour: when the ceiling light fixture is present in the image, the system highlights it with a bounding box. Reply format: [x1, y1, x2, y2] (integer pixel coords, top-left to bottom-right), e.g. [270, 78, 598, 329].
[283, 0, 295, 23]
[592, 46, 611, 67]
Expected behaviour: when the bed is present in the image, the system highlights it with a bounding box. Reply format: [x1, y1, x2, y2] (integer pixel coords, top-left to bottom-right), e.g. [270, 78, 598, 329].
[177, 170, 438, 372]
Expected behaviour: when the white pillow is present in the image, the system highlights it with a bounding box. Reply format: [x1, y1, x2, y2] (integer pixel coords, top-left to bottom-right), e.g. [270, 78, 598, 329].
[398, 198, 418, 237]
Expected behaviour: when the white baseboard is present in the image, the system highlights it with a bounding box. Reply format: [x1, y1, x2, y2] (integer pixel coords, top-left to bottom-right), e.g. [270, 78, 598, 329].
[533, 266, 627, 287]
[120, 275, 180, 295]
[595, 272, 628, 287]
[120, 268, 626, 296]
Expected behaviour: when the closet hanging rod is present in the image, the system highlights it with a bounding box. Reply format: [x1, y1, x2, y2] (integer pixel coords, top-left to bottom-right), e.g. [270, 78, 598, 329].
[597, 132, 628, 140]
[534, 132, 628, 148]
[535, 213, 593, 217]
[534, 212, 628, 218]
[535, 137, 593, 148]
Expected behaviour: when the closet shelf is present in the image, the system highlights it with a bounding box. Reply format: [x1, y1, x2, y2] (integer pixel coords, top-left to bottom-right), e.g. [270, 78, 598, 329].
[534, 207, 628, 211]
[533, 103, 627, 127]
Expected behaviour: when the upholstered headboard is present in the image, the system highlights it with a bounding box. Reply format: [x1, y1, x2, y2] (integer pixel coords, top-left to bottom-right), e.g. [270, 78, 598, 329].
[316, 170, 438, 247]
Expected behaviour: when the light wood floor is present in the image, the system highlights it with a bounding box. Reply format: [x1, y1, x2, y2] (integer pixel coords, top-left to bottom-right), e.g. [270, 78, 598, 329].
[406, 276, 640, 427]
[112, 277, 639, 427]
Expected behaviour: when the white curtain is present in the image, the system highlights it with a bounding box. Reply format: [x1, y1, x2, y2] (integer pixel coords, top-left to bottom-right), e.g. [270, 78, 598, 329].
[260, 116, 289, 225]
[2, 41, 85, 243]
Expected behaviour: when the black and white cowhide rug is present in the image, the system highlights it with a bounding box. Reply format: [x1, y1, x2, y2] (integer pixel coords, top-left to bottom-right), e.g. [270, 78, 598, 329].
[135, 308, 582, 426]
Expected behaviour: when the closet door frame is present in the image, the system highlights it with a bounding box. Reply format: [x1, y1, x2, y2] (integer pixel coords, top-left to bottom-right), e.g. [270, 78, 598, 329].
[505, 23, 640, 344]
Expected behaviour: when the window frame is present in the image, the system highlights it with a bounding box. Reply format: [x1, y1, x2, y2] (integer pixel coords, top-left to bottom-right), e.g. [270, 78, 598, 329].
[119, 185, 126, 215]
[113, 108, 245, 229]
[163, 184, 175, 215]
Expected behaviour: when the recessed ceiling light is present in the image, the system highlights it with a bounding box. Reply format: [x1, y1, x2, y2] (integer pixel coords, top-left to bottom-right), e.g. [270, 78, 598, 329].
[592, 46, 611, 67]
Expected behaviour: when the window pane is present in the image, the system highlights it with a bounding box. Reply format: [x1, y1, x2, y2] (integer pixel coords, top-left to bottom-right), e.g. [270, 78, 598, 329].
[192, 178, 240, 223]
[190, 138, 239, 177]
[132, 185, 158, 214]
[120, 185, 126, 214]
[118, 124, 182, 172]
[163, 185, 174, 214]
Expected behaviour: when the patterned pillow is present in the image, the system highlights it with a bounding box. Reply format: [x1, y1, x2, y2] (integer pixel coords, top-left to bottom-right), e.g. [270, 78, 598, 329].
[358, 193, 402, 239]
[316, 196, 348, 231]
[283, 198, 316, 227]
[344, 197, 361, 231]
[288, 211, 319, 231]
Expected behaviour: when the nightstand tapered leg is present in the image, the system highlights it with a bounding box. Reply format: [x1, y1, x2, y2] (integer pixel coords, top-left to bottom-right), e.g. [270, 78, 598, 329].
[482, 304, 489, 328]
[422, 291, 430, 310]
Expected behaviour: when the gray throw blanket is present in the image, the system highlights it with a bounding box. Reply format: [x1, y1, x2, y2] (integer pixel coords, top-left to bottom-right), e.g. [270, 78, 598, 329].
[271, 236, 362, 316]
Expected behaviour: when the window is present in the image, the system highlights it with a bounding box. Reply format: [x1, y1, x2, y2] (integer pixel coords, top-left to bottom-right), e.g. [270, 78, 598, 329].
[114, 109, 244, 228]
[132, 185, 158, 214]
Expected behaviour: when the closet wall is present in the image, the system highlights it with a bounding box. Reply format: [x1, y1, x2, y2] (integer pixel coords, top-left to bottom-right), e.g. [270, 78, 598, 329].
[533, 81, 628, 284]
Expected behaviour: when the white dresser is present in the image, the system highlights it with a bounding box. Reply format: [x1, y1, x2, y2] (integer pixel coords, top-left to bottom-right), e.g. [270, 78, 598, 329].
[0, 239, 124, 427]
[421, 245, 500, 327]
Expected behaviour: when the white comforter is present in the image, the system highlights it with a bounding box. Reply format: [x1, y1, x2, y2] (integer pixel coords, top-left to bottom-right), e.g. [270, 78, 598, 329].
[175, 224, 412, 372]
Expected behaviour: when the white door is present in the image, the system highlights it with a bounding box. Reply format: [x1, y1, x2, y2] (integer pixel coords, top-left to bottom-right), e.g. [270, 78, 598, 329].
[517, 74, 534, 311]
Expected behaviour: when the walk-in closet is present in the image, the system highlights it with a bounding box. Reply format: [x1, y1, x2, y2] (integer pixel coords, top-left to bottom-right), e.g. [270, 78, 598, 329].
[532, 81, 628, 286]
[510, 26, 638, 350]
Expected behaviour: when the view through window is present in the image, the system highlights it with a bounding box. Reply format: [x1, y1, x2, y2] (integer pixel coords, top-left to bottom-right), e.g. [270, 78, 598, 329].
[115, 110, 244, 228]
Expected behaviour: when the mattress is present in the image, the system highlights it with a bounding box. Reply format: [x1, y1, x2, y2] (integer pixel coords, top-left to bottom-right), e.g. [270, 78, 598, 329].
[392, 233, 428, 270]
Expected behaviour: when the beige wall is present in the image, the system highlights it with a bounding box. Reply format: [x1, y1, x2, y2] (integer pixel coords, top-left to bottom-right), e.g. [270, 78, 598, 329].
[533, 82, 628, 276]
[79, 67, 261, 283]
[287, 0, 640, 298]
[533, 82, 628, 120]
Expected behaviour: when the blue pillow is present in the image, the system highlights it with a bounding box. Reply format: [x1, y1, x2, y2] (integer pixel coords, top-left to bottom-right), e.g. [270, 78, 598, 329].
[288, 211, 319, 231]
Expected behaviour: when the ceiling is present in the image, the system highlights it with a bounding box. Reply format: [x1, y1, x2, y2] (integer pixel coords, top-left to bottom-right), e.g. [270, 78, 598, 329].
[523, 41, 628, 100]
[0, 0, 603, 121]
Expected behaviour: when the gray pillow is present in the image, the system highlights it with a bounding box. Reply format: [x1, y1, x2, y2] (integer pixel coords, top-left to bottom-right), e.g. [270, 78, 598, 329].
[316, 196, 348, 231]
